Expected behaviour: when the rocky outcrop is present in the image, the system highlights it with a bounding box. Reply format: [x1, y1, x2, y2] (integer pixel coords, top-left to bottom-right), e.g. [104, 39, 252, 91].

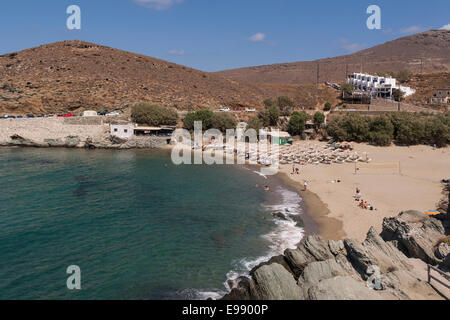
[381, 211, 446, 265]
[2, 134, 169, 150]
[222, 212, 449, 300]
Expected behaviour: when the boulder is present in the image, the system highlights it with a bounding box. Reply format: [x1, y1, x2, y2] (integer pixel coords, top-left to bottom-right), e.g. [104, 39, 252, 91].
[306, 276, 382, 300]
[344, 228, 412, 279]
[381, 211, 446, 265]
[284, 235, 333, 279]
[328, 240, 345, 256]
[248, 263, 304, 300]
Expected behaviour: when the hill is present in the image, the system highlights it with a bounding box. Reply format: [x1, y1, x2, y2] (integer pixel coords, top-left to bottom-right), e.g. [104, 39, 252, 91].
[215, 30, 450, 85]
[0, 40, 341, 115]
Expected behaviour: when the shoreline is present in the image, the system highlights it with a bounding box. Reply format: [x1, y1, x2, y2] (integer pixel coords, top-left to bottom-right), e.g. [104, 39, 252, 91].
[277, 171, 346, 241]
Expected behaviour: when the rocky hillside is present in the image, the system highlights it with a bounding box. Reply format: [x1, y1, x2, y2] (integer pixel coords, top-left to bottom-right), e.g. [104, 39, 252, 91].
[222, 211, 449, 300]
[216, 30, 450, 85]
[0, 40, 339, 115]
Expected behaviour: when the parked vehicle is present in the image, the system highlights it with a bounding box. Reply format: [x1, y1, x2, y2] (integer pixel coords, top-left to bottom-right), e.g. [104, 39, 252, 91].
[17, 116, 23, 119]
[245, 108, 256, 112]
[99, 110, 108, 116]
[219, 107, 230, 112]
[106, 112, 120, 117]
[26, 114, 35, 118]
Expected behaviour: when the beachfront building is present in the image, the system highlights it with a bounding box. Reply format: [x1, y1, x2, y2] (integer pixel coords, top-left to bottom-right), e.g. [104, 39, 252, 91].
[134, 126, 176, 137]
[430, 89, 450, 104]
[347, 73, 416, 99]
[110, 123, 134, 139]
[268, 131, 293, 146]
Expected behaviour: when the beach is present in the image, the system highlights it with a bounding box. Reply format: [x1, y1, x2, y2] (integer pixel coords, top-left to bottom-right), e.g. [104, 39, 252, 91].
[279, 142, 449, 242]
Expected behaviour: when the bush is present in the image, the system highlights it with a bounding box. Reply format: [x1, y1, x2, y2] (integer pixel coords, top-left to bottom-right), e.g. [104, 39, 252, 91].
[277, 96, 295, 110]
[327, 113, 370, 142]
[324, 102, 332, 111]
[327, 112, 449, 147]
[131, 103, 178, 126]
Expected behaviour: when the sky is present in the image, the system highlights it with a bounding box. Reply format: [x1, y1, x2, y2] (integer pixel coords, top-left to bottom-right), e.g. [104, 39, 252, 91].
[0, 0, 449, 72]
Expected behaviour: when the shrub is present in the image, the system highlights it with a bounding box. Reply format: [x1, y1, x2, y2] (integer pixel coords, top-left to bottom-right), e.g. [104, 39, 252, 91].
[324, 102, 332, 111]
[277, 96, 295, 110]
[369, 116, 394, 146]
[131, 103, 178, 126]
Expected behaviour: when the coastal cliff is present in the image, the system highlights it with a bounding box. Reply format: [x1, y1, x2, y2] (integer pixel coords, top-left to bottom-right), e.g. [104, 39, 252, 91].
[222, 210, 449, 300]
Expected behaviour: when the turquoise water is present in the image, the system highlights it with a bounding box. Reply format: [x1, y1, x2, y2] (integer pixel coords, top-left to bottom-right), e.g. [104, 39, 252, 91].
[0, 148, 304, 300]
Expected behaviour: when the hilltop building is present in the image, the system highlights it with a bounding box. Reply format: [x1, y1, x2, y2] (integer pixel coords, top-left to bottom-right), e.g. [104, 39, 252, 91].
[346, 73, 416, 100]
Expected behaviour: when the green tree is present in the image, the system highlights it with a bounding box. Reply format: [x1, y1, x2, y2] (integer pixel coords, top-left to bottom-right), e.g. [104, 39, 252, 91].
[211, 113, 237, 133]
[313, 112, 325, 131]
[324, 102, 332, 111]
[263, 98, 277, 108]
[267, 105, 281, 126]
[392, 88, 404, 102]
[131, 103, 178, 126]
[341, 83, 354, 95]
[182, 109, 214, 131]
[288, 111, 309, 136]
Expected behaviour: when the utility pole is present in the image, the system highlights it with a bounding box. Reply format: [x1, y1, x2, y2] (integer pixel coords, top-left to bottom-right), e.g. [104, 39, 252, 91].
[316, 63, 320, 85]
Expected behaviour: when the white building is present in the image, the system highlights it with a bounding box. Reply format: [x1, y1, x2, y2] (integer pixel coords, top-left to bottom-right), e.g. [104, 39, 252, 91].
[110, 123, 134, 139]
[347, 73, 416, 99]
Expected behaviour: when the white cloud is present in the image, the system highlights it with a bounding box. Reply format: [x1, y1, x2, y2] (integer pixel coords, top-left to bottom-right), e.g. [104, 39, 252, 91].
[249, 33, 266, 42]
[441, 24, 450, 31]
[168, 49, 185, 55]
[399, 25, 425, 34]
[339, 39, 366, 53]
[134, 0, 183, 10]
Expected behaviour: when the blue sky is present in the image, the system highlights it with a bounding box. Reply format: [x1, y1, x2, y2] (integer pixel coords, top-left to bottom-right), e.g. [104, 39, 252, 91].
[0, 0, 449, 71]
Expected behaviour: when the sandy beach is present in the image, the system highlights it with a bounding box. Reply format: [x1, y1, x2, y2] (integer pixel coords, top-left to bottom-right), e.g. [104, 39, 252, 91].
[279, 142, 449, 242]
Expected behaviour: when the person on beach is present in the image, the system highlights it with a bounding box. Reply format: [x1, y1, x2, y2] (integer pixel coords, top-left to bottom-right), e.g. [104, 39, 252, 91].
[292, 164, 295, 174]
[303, 181, 308, 191]
[296, 168, 300, 175]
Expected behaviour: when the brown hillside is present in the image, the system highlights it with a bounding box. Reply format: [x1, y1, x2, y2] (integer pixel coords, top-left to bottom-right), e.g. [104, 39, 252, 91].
[0, 40, 340, 115]
[215, 30, 450, 85]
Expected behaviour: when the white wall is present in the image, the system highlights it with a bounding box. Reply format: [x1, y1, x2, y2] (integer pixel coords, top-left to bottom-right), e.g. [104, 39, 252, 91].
[110, 124, 134, 139]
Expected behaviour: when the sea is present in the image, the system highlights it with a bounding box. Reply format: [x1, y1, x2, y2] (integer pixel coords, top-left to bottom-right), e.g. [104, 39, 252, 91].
[0, 148, 305, 300]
